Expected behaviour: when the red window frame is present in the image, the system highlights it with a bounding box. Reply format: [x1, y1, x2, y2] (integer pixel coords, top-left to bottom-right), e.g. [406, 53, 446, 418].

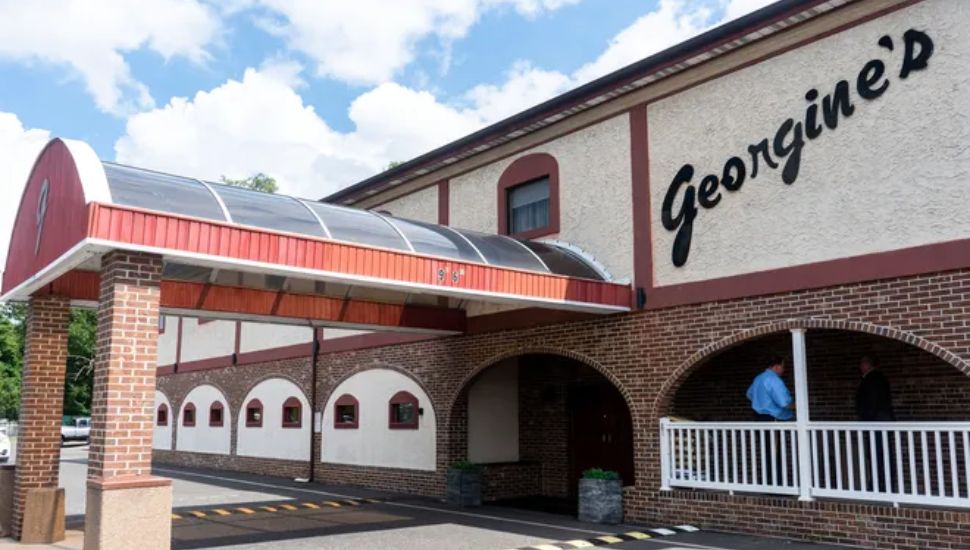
[282, 397, 302, 429]
[388, 391, 419, 430]
[333, 394, 359, 429]
[157, 404, 168, 426]
[245, 399, 263, 428]
[209, 401, 224, 427]
[182, 402, 196, 427]
[497, 153, 560, 240]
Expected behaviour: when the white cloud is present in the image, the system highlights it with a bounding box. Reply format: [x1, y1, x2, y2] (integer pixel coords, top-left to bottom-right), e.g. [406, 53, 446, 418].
[114, 67, 484, 199]
[112, 0, 780, 201]
[0, 113, 51, 274]
[0, 0, 220, 115]
[724, 0, 776, 21]
[250, 0, 578, 85]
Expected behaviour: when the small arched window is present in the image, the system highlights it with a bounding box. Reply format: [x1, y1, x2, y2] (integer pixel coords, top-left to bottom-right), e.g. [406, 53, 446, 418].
[388, 391, 419, 430]
[209, 401, 224, 427]
[334, 394, 359, 429]
[245, 399, 263, 428]
[157, 404, 168, 426]
[282, 397, 302, 428]
[182, 402, 196, 427]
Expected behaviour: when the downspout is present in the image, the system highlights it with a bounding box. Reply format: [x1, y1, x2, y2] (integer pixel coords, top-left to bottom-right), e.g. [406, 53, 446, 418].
[308, 331, 321, 482]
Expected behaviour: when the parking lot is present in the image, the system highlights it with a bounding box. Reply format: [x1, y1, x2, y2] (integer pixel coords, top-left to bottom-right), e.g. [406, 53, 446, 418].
[2, 445, 848, 550]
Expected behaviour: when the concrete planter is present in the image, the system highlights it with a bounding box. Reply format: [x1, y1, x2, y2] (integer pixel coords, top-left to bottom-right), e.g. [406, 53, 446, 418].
[578, 478, 623, 524]
[446, 470, 481, 507]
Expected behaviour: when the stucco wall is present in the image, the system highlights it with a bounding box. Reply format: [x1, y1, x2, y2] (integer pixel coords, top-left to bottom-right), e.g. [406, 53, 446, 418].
[237, 378, 311, 461]
[648, 0, 970, 286]
[157, 316, 178, 366]
[180, 319, 235, 362]
[467, 361, 518, 463]
[321, 368, 436, 471]
[176, 384, 231, 455]
[239, 322, 312, 354]
[377, 185, 438, 224]
[449, 114, 633, 281]
[153, 390, 172, 451]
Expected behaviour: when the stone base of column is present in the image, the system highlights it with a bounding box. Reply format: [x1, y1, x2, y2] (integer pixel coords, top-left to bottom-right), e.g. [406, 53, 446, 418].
[0, 465, 13, 537]
[20, 487, 65, 544]
[84, 476, 172, 550]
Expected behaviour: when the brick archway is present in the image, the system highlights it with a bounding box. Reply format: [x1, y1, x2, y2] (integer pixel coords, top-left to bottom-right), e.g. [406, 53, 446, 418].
[447, 345, 635, 419]
[651, 318, 970, 420]
[445, 346, 638, 490]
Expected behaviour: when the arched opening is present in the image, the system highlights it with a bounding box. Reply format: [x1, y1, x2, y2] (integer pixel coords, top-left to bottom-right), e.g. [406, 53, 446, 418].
[456, 352, 634, 514]
[660, 328, 970, 506]
[669, 329, 970, 422]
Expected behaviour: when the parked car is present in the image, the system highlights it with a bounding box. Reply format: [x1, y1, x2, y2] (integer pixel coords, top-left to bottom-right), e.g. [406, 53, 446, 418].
[0, 429, 10, 463]
[61, 417, 91, 445]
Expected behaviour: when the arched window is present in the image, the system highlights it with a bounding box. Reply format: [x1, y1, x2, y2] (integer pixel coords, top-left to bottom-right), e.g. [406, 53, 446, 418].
[245, 399, 263, 428]
[334, 394, 359, 429]
[282, 397, 302, 428]
[182, 402, 196, 427]
[497, 153, 560, 239]
[388, 391, 419, 430]
[156, 404, 168, 426]
[209, 401, 224, 427]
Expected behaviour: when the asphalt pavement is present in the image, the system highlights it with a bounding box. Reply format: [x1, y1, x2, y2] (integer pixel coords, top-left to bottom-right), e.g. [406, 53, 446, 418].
[2, 445, 852, 550]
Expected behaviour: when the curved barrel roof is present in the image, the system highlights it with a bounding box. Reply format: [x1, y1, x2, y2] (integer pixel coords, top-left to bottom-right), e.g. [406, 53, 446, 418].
[101, 161, 607, 281]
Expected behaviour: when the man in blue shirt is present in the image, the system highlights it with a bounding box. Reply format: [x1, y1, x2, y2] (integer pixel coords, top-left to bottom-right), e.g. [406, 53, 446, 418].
[747, 356, 794, 421]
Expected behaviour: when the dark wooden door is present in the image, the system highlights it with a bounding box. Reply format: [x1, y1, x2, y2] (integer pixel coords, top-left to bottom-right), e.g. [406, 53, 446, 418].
[569, 383, 635, 494]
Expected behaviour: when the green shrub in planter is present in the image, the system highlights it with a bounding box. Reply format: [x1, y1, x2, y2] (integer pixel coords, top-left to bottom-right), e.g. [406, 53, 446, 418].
[447, 461, 482, 507]
[578, 468, 622, 524]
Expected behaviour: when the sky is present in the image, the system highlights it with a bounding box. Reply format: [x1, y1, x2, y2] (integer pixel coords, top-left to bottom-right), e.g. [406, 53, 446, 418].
[0, 0, 774, 272]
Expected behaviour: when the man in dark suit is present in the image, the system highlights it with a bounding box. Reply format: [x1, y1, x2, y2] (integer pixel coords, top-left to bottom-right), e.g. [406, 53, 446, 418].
[855, 355, 895, 492]
[856, 356, 895, 421]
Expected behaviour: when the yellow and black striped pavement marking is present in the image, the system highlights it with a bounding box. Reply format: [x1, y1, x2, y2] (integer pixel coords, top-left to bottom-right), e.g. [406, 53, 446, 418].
[170, 497, 383, 521]
[502, 525, 699, 550]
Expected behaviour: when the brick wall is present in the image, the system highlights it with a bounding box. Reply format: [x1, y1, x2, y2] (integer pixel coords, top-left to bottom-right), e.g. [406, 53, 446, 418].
[154, 356, 314, 480]
[310, 269, 970, 550]
[480, 463, 541, 501]
[158, 268, 970, 549]
[11, 295, 69, 539]
[518, 361, 570, 498]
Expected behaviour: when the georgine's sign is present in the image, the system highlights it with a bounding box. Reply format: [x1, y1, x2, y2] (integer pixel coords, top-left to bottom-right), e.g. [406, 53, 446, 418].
[647, 0, 970, 287]
[661, 29, 933, 268]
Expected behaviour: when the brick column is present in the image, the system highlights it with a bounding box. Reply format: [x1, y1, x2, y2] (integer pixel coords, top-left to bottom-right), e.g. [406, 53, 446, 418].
[84, 251, 171, 550]
[10, 294, 70, 542]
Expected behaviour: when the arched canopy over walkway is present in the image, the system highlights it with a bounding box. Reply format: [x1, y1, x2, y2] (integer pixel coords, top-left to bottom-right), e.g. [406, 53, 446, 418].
[2, 139, 629, 334]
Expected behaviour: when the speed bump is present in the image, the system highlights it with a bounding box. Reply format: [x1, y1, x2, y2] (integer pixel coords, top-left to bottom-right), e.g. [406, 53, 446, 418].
[172, 497, 380, 521]
[503, 525, 696, 550]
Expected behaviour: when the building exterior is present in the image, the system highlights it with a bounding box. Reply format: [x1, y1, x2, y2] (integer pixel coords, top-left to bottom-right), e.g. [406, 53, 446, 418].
[4, 0, 970, 548]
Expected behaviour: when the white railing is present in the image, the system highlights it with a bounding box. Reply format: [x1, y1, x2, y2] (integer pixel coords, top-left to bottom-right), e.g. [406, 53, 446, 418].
[809, 422, 970, 507]
[660, 419, 800, 495]
[660, 418, 970, 508]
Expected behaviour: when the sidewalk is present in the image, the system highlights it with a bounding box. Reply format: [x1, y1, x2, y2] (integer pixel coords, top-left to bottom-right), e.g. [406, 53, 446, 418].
[0, 530, 83, 549]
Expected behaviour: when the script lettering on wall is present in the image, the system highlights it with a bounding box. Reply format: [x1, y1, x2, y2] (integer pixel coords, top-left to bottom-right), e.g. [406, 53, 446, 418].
[660, 29, 935, 268]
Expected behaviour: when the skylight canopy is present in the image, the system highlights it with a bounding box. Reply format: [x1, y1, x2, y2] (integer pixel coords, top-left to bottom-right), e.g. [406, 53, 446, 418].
[100, 162, 607, 281]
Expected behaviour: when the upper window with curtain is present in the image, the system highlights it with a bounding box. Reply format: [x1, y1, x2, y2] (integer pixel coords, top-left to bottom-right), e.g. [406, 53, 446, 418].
[507, 177, 550, 235]
[497, 153, 560, 239]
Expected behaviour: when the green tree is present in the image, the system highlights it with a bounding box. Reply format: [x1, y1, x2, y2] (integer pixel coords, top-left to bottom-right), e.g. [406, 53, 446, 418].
[220, 173, 279, 194]
[0, 304, 97, 419]
[63, 309, 96, 416]
[0, 304, 25, 420]
[385, 161, 404, 171]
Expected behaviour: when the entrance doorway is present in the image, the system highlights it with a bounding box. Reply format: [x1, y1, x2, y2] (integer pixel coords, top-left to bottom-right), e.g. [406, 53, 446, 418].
[461, 353, 634, 514]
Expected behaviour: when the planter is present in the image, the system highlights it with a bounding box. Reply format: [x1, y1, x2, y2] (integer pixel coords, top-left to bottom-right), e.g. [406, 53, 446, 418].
[578, 478, 623, 524]
[446, 470, 481, 507]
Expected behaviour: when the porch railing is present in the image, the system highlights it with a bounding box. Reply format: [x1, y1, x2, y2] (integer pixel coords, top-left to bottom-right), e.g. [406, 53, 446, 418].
[660, 418, 970, 508]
